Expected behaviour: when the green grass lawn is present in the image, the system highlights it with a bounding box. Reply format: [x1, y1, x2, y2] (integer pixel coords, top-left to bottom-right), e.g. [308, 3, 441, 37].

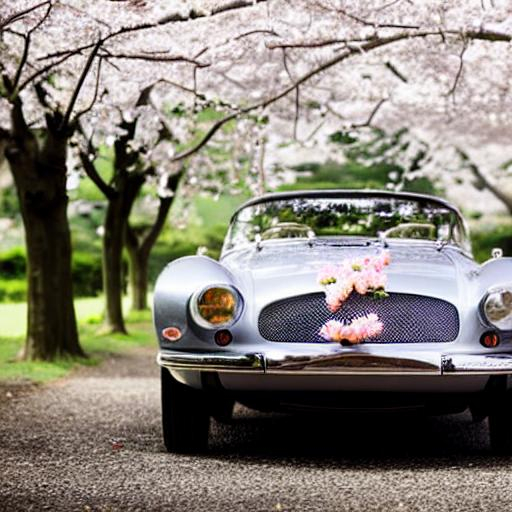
[0, 296, 155, 384]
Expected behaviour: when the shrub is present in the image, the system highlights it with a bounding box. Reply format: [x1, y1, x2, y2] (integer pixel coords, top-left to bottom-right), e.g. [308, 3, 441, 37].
[471, 224, 512, 263]
[0, 187, 20, 217]
[0, 247, 104, 298]
[72, 252, 103, 297]
[0, 247, 26, 278]
[0, 278, 26, 302]
[148, 225, 227, 285]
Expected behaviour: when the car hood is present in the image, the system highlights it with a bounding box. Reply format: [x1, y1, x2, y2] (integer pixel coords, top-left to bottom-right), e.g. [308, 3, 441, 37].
[221, 241, 478, 308]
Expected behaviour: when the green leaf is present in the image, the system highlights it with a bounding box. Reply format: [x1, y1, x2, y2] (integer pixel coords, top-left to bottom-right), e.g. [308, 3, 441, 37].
[329, 131, 358, 145]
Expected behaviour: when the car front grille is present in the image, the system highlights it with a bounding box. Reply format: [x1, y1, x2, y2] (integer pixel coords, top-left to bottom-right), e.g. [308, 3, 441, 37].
[258, 292, 459, 344]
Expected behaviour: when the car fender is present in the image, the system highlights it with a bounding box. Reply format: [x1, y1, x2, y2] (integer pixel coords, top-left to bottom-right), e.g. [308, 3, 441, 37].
[478, 257, 512, 294]
[153, 255, 240, 346]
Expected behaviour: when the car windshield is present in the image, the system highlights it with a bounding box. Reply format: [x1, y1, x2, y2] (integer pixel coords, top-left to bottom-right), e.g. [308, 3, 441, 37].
[223, 195, 470, 252]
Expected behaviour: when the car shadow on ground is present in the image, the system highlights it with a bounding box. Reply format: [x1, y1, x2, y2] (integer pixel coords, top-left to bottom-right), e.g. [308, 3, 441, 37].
[201, 406, 512, 470]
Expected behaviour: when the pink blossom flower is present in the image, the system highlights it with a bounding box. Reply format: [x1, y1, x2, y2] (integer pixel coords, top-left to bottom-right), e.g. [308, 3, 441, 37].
[318, 250, 391, 311]
[354, 272, 370, 295]
[319, 314, 383, 344]
[317, 264, 339, 285]
[366, 268, 387, 291]
[325, 281, 352, 312]
[319, 320, 345, 342]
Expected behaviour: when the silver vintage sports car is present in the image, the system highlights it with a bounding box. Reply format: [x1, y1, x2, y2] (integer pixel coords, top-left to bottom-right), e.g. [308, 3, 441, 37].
[154, 190, 512, 453]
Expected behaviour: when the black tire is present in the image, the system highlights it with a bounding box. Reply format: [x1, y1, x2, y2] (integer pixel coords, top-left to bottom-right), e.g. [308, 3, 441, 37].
[488, 389, 512, 454]
[161, 368, 210, 454]
[210, 395, 235, 424]
[469, 403, 487, 423]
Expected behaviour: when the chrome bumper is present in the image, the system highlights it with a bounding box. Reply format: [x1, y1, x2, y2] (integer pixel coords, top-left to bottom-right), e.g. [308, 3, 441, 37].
[158, 349, 512, 376]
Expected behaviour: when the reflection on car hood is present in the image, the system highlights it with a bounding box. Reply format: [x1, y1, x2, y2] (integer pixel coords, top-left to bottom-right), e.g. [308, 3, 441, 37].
[221, 241, 478, 307]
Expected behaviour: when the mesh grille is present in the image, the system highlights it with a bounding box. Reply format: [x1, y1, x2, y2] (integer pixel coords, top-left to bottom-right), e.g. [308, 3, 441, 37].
[258, 292, 459, 344]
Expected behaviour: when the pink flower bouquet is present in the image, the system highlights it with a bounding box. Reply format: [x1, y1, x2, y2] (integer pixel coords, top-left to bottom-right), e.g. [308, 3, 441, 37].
[317, 250, 391, 312]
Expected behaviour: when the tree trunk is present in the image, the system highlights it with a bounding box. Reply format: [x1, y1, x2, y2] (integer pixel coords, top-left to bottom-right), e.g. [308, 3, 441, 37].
[22, 192, 81, 359]
[6, 124, 83, 360]
[127, 246, 149, 311]
[125, 174, 181, 312]
[102, 195, 128, 334]
[101, 170, 145, 333]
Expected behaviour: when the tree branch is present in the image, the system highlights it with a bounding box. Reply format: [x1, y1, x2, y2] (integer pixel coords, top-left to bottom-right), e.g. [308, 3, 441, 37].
[10, 96, 30, 139]
[77, 120, 116, 198]
[0, 1, 50, 31]
[334, 6, 420, 30]
[38, 0, 268, 62]
[74, 57, 103, 120]
[19, 49, 82, 92]
[171, 111, 239, 162]
[11, 34, 30, 94]
[233, 29, 279, 41]
[139, 171, 183, 256]
[27, 0, 52, 34]
[385, 61, 408, 82]
[445, 39, 468, 98]
[78, 150, 116, 200]
[267, 37, 370, 50]
[268, 28, 511, 52]
[351, 98, 388, 128]
[63, 39, 102, 130]
[99, 51, 209, 67]
[172, 27, 512, 162]
[34, 81, 52, 109]
[457, 148, 512, 215]
[293, 87, 300, 139]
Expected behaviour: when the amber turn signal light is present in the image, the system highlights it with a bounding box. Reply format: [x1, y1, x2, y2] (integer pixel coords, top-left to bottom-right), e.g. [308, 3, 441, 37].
[162, 326, 182, 342]
[480, 331, 500, 348]
[214, 329, 233, 347]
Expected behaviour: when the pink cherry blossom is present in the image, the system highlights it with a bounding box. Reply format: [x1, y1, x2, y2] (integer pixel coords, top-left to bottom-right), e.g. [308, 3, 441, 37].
[319, 314, 384, 344]
[317, 264, 340, 285]
[325, 281, 353, 312]
[318, 250, 391, 312]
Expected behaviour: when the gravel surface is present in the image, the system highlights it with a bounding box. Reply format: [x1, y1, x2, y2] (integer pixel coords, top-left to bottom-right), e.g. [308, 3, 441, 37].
[1, 346, 512, 511]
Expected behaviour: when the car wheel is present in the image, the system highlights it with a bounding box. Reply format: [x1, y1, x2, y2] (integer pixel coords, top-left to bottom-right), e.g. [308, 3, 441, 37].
[161, 368, 210, 454]
[488, 389, 512, 454]
[210, 395, 235, 424]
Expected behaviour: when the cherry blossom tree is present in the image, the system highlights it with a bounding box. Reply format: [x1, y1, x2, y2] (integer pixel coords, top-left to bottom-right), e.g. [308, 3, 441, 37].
[0, 0, 269, 357]
[2, 0, 512, 357]
[77, 93, 190, 329]
[78, 85, 267, 328]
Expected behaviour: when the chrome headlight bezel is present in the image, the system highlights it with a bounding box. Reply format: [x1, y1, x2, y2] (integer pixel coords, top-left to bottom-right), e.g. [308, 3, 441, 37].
[189, 284, 243, 330]
[481, 286, 512, 332]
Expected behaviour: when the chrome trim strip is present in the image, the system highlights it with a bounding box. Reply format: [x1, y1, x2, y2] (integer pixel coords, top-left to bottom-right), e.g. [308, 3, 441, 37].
[158, 349, 442, 375]
[158, 349, 512, 376]
[158, 351, 265, 373]
[442, 354, 512, 375]
[265, 351, 441, 375]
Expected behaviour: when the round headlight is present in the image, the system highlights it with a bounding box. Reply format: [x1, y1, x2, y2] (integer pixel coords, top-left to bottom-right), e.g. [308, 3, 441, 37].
[483, 288, 512, 330]
[190, 285, 243, 329]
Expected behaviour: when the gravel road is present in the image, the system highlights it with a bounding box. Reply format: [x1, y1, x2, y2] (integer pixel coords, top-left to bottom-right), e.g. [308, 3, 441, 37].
[1, 346, 512, 512]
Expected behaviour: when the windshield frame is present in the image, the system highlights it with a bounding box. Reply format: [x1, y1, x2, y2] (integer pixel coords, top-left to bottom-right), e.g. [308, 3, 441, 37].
[223, 190, 471, 256]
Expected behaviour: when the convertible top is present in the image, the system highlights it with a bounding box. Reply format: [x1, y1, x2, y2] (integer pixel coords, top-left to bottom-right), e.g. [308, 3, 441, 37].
[231, 189, 464, 222]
